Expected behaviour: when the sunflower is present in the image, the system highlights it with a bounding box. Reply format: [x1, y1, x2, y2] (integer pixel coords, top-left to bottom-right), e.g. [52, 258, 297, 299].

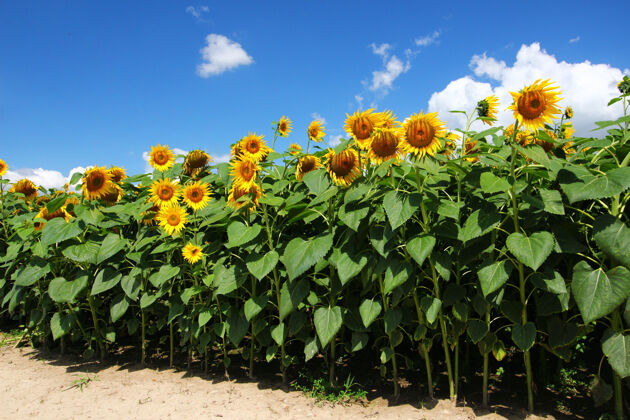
[562, 124, 575, 139]
[296, 155, 321, 181]
[536, 130, 556, 152]
[508, 79, 563, 132]
[564, 106, 573, 119]
[476, 95, 499, 125]
[307, 120, 326, 143]
[277, 116, 292, 137]
[366, 128, 401, 164]
[157, 204, 187, 235]
[81, 167, 114, 200]
[102, 183, 123, 205]
[239, 133, 271, 162]
[182, 243, 204, 264]
[377, 110, 401, 128]
[0, 159, 7, 177]
[183, 150, 212, 176]
[108, 166, 127, 183]
[10, 179, 38, 201]
[325, 148, 361, 187]
[441, 132, 460, 159]
[618, 76, 630, 95]
[230, 157, 259, 189]
[503, 125, 531, 146]
[182, 181, 211, 211]
[464, 141, 479, 163]
[288, 144, 302, 155]
[401, 111, 446, 158]
[148, 144, 175, 171]
[150, 178, 181, 208]
[344, 109, 382, 150]
[141, 204, 160, 226]
[231, 142, 244, 159]
[228, 183, 262, 209]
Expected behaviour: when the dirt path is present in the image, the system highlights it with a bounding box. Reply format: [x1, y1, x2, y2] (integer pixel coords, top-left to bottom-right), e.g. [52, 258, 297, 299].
[0, 344, 552, 420]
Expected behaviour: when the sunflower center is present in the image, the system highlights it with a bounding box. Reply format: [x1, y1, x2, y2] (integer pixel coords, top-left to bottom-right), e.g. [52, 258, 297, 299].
[191, 249, 199, 256]
[155, 152, 168, 165]
[160, 187, 173, 200]
[353, 118, 372, 140]
[518, 91, 545, 119]
[372, 131, 398, 157]
[279, 123, 287, 131]
[246, 141, 259, 154]
[89, 175, 103, 190]
[331, 152, 356, 176]
[167, 213, 180, 226]
[407, 121, 435, 148]
[188, 189, 202, 202]
[301, 157, 316, 173]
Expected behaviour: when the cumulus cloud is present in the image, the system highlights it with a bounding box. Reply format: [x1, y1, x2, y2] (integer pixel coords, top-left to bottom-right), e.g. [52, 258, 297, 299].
[142, 148, 187, 173]
[428, 42, 629, 136]
[415, 31, 440, 47]
[213, 154, 231, 164]
[569, 36, 580, 43]
[329, 134, 343, 147]
[370, 43, 391, 57]
[5, 167, 86, 191]
[367, 43, 410, 94]
[197, 34, 253, 78]
[186, 5, 209, 19]
[311, 113, 327, 125]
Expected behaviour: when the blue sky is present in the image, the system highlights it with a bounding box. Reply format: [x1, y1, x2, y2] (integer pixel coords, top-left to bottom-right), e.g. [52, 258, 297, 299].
[1, 1, 629, 187]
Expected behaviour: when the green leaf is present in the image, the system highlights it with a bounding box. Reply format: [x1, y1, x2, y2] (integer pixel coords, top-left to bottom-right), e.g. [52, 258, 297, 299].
[13, 257, 51, 287]
[313, 306, 343, 347]
[590, 376, 613, 407]
[383, 308, 402, 334]
[351, 332, 368, 352]
[480, 172, 510, 194]
[382, 190, 422, 230]
[406, 235, 436, 267]
[558, 166, 630, 203]
[602, 332, 630, 378]
[384, 260, 413, 295]
[226, 309, 248, 346]
[302, 169, 330, 195]
[50, 312, 74, 340]
[168, 302, 185, 324]
[380, 347, 393, 364]
[91, 268, 122, 295]
[572, 261, 630, 323]
[281, 234, 332, 280]
[48, 275, 88, 303]
[41, 218, 84, 247]
[279, 279, 309, 321]
[46, 194, 67, 214]
[459, 208, 501, 242]
[120, 271, 141, 301]
[140, 292, 159, 309]
[227, 221, 262, 248]
[512, 322, 536, 351]
[333, 245, 367, 286]
[370, 224, 395, 257]
[304, 336, 320, 361]
[338, 202, 370, 232]
[180, 285, 204, 305]
[359, 299, 382, 328]
[212, 262, 247, 296]
[74, 204, 104, 226]
[97, 233, 128, 264]
[246, 251, 279, 281]
[547, 317, 578, 349]
[467, 319, 488, 344]
[593, 215, 630, 268]
[531, 269, 567, 294]
[198, 309, 212, 327]
[62, 242, 100, 265]
[271, 323, 286, 346]
[506, 231, 554, 271]
[245, 295, 268, 321]
[539, 189, 565, 215]
[477, 259, 512, 297]
[420, 297, 442, 324]
[110, 294, 130, 322]
[148, 264, 180, 288]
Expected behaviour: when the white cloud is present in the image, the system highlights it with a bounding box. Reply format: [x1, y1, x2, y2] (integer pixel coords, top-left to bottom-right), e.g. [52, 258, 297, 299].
[415, 31, 440, 47]
[196, 34, 253, 78]
[428, 42, 629, 136]
[329, 135, 343, 147]
[370, 55, 410, 92]
[370, 43, 391, 57]
[569, 36, 580, 43]
[354, 94, 364, 108]
[5, 166, 87, 191]
[142, 148, 187, 173]
[213, 153, 231, 164]
[311, 113, 327, 125]
[186, 5, 209, 19]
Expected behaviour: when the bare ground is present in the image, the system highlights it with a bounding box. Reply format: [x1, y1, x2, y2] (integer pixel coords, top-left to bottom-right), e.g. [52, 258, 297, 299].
[0, 343, 555, 420]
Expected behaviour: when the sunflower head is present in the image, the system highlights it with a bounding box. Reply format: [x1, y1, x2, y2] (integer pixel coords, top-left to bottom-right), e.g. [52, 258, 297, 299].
[618, 76, 630, 95]
[504, 125, 531, 146]
[182, 181, 211, 211]
[508, 79, 563, 132]
[102, 184, 123, 205]
[464, 141, 479, 163]
[141, 204, 160, 225]
[441, 132, 460, 159]
[562, 124, 575, 139]
[367, 128, 401, 165]
[150, 178, 181, 208]
[149, 144, 175, 171]
[230, 157, 259, 189]
[108, 166, 127, 183]
[308, 120, 326, 142]
[81, 167, 114, 200]
[182, 243, 204, 264]
[231, 142, 244, 159]
[296, 155, 321, 181]
[564, 106, 573, 119]
[377, 110, 401, 129]
[344, 109, 382, 150]
[183, 150, 212, 176]
[325, 148, 361, 187]
[277, 116, 292, 137]
[535, 130, 557, 152]
[10, 178, 38, 201]
[157, 204, 188, 236]
[401, 111, 446, 158]
[228, 183, 262, 210]
[288, 143, 302, 156]
[476, 95, 499, 125]
[0, 159, 7, 177]
[239, 133, 271, 162]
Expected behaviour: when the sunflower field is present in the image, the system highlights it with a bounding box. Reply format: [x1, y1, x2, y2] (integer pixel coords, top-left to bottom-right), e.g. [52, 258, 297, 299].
[1, 77, 630, 418]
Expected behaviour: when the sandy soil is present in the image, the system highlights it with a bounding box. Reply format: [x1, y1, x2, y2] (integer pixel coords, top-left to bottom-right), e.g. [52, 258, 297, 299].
[0, 343, 554, 420]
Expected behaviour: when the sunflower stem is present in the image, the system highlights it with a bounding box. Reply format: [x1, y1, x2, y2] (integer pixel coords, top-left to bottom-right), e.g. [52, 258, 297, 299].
[412, 289, 434, 399]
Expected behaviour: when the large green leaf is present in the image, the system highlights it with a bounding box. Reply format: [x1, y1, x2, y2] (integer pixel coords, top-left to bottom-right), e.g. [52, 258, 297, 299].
[477, 259, 512, 297]
[558, 166, 630, 203]
[279, 279, 309, 321]
[531, 269, 567, 294]
[370, 224, 395, 257]
[120, 269, 141, 301]
[539, 189, 565, 215]
[333, 245, 368, 286]
[572, 261, 630, 323]
[50, 312, 74, 341]
[383, 308, 402, 334]
[41, 218, 84, 247]
[314, 306, 343, 347]
[148, 264, 180, 288]
[302, 169, 330, 195]
[227, 221, 262, 248]
[338, 203, 370, 232]
[512, 322, 536, 351]
[506, 231, 554, 271]
[13, 257, 51, 287]
[110, 294, 130, 322]
[226, 309, 249, 346]
[97, 233, 128, 264]
[420, 297, 442, 324]
[48, 275, 88, 303]
[359, 299, 382, 328]
[459, 208, 501, 242]
[246, 251, 279, 281]
[382, 190, 422, 230]
[593, 215, 630, 268]
[602, 331, 630, 378]
[244, 295, 268, 321]
[480, 172, 510, 194]
[281, 234, 332, 280]
[62, 242, 100, 265]
[467, 319, 488, 344]
[406, 235, 436, 267]
[271, 323, 286, 346]
[91, 268, 122, 295]
[213, 262, 248, 296]
[384, 260, 413, 295]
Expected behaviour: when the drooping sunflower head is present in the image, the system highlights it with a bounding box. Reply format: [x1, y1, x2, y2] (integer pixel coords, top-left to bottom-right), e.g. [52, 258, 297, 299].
[141, 204, 160, 226]
[231, 141, 244, 159]
[230, 157, 259, 189]
[10, 179, 38, 201]
[157, 204, 188, 236]
[182, 243, 204, 264]
[441, 132, 460, 159]
[277, 116, 292, 137]
[308, 120, 326, 142]
[228, 183, 262, 210]
[0, 159, 7, 177]
[150, 178, 181, 208]
[108, 166, 127, 183]
[149, 144, 175, 171]
[182, 181, 211, 211]
[183, 150, 212, 176]
[296, 155, 321, 181]
[377, 110, 401, 129]
[535, 130, 557, 152]
[288, 143, 302, 156]
[367, 128, 401, 165]
[344, 109, 382, 150]
[401, 111, 446, 158]
[325, 148, 361, 187]
[476, 95, 499, 125]
[81, 167, 113, 200]
[102, 183, 123, 205]
[508, 79, 563, 132]
[564, 106, 573, 119]
[239, 133, 271, 162]
[618, 76, 630, 95]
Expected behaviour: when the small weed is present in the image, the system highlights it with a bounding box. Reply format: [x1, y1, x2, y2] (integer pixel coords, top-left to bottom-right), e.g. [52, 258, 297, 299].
[291, 370, 367, 405]
[0, 329, 24, 348]
[71, 373, 100, 391]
